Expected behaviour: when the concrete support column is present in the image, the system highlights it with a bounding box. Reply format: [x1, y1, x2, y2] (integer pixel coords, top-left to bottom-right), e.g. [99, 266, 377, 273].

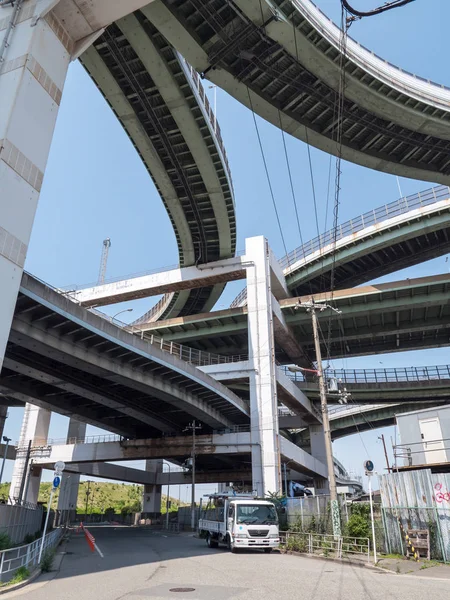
[10, 403, 51, 504]
[57, 419, 86, 522]
[245, 236, 281, 496]
[142, 459, 162, 517]
[309, 424, 330, 494]
[0, 1, 72, 373]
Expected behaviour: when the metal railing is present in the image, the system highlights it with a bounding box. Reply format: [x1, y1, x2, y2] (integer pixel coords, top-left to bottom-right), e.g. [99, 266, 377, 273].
[280, 530, 370, 561]
[279, 184, 450, 269]
[76, 305, 248, 368]
[230, 184, 450, 307]
[0, 527, 64, 583]
[295, 1, 450, 104]
[280, 364, 450, 385]
[180, 58, 232, 186]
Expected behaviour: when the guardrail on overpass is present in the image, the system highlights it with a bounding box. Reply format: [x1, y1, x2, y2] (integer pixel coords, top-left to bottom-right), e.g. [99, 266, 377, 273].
[280, 364, 450, 385]
[280, 185, 450, 269]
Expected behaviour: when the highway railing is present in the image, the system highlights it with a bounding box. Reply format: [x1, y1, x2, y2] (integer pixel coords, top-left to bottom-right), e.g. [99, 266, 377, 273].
[231, 184, 450, 307]
[295, 0, 450, 106]
[280, 364, 450, 385]
[280, 184, 450, 269]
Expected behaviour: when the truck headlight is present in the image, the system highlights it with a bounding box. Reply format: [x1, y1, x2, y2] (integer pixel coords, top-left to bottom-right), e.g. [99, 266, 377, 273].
[235, 533, 248, 539]
[269, 534, 279, 539]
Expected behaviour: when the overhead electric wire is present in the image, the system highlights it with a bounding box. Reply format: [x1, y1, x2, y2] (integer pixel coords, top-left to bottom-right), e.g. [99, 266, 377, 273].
[278, 111, 304, 248]
[246, 87, 289, 260]
[342, 0, 416, 18]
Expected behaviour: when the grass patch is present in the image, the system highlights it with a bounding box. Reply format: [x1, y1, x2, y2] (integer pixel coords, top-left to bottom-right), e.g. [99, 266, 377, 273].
[9, 566, 29, 585]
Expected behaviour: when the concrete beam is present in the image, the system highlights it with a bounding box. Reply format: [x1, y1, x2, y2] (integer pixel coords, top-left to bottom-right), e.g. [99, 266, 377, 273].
[280, 437, 328, 479]
[32, 432, 254, 465]
[276, 368, 321, 423]
[199, 361, 253, 381]
[272, 298, 311, 368]
[72, 257, 247, 307]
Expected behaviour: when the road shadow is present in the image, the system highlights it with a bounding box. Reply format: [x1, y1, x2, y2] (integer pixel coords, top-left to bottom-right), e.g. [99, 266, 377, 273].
[52, 526, 280, 581]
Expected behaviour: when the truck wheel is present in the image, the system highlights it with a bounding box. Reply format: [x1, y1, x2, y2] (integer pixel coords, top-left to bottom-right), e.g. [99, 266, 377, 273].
[206, 534, 218, 549]
[264, 548, 273, 554]
[227, 535, 238, 553]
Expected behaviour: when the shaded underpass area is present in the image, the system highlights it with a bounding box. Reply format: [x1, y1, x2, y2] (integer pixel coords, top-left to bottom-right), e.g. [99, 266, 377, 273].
[10, 526, 450, 600]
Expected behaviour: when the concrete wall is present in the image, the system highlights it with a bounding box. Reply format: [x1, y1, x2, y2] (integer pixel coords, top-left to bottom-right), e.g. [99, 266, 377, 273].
[397, 405, 450, 466]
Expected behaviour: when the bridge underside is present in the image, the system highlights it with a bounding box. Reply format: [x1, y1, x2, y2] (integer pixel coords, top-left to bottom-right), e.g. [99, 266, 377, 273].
[2, 275, 249, 441]
[139, 274, 450, 361]
[80, 9, 236, 321]
[145, 0, 450, 185]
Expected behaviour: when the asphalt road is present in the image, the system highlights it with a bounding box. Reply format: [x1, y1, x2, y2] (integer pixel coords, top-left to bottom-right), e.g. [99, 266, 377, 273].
[6, 527, 450, 600]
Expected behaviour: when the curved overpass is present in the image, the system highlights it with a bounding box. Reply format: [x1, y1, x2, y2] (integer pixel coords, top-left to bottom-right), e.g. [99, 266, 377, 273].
[231, 184, 450, 306]
[80, 11, 236, 321]
[1, 273, 249, 439]
[145, 0, 450, 185]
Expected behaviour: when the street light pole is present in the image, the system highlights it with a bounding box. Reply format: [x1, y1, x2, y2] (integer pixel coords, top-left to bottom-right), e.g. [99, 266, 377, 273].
[165, 462, 171, 530]
[308, 302, 341, 538]
[184, 420, 201, 530]
[0, 436, 11, 485]
[111, 308, 133, 324]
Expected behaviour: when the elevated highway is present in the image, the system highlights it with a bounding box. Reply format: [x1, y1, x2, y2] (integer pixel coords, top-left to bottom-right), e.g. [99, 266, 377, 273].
[80, 11, 236, 321]
[145, 0, 450, 185]
[232, 185, 450, 306]
[133, 273, 450, 361]
[1, 273, 250, 439]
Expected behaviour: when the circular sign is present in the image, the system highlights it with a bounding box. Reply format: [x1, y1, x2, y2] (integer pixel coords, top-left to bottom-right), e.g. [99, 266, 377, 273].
[364, 460, 374, 473]
[54, 461, 65, 472]
[53, 476, 61, 489]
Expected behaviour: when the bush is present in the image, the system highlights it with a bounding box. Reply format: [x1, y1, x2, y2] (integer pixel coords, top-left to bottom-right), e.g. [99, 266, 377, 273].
[9, 566, 29, 585]
[40, 548, 55, 573]
[23, 533, 35, 545]
[0, 532, 11, 551]
[346, 514, 370, 539]
[286, 535, 308, 553]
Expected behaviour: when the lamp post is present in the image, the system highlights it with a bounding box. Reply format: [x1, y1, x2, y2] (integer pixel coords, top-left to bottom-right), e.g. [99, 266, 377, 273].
[111, 308, 133, 324]
[0, 436, 11, 485]
[165, 462, 171, 530]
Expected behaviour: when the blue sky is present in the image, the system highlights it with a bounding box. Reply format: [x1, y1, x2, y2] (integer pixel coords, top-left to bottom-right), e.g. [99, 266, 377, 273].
[3, 0, 450, 495]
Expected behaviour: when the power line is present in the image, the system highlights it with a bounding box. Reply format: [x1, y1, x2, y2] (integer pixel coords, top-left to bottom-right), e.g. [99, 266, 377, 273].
[246, 87, 289, 259]
[278, 111, 304, 248]
[342, 0, 416, 19]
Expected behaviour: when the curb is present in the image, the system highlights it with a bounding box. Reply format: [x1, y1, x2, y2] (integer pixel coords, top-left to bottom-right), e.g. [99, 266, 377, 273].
[284, 551, 450, 580]
[283, 551, 388, 573]
[0, 536, 70, 596]
[0, 568, 42, 596]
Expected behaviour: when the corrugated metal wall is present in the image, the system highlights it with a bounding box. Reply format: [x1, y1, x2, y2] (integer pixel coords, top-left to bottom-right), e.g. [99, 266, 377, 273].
[379, 470, 450, 561]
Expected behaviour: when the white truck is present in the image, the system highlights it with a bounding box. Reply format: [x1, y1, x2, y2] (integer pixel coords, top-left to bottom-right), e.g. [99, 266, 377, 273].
[198, 494, 280, 553]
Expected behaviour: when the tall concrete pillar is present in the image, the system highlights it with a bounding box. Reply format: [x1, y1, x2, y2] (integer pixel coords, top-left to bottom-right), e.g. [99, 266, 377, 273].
[309, 425, 330, 494]
[142, 459, 162, 517]
[0, 1, 72, 373]
[245, 236, 281, 496]
[10, 404, 51, 504]
[57, 419, 86, 521]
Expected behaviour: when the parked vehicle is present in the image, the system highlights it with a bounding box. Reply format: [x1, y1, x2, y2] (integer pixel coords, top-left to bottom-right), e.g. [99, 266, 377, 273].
[198, 494, 279, 553]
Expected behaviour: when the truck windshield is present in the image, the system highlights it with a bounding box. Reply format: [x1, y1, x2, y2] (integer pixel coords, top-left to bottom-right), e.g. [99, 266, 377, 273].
[236, 504, 278, 525]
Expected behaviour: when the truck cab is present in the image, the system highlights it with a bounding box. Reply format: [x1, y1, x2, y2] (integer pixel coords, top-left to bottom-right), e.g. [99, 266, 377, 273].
[199, 494, 280, 553]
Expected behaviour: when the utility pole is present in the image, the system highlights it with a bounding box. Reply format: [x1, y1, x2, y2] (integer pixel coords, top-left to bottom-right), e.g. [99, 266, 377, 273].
[378, 434, 391, 473]
[305, 301, 341, 538]
[84, 480, 91, 522]
[184, 421, 202, 530]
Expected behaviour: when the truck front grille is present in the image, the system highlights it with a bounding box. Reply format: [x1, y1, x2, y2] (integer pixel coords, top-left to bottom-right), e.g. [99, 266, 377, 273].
[249, 529, 269, 538]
